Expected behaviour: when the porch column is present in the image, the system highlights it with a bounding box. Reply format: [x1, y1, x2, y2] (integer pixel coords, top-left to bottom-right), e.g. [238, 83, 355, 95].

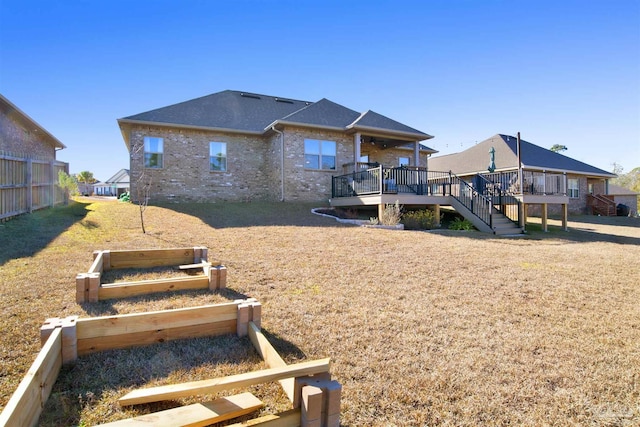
[542, 203, 548, 232]
[562, 203, 568, 231]
[354, 133, 361, 165]
[520, 203, 527, 232]
[413, 141, 420, 167]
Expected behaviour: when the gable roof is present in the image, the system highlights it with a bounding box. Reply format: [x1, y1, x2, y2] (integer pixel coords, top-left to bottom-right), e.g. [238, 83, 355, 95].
[118, 90, 433, 149]
[0, 93, 66, 150]
[274, 98, 362, 130]
[429, 134, 616, 178]
[104, 168, 130, 184]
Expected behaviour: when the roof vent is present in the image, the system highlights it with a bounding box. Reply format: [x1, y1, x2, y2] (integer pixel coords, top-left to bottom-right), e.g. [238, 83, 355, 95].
[275, 98, 294, 104]
[240, 93, 261, 99]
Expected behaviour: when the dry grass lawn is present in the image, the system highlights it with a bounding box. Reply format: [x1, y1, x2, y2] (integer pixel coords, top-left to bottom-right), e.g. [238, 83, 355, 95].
[1, 198, 639, 426]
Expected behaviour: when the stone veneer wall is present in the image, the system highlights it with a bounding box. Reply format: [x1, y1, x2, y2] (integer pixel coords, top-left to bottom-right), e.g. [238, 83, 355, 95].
[0, 106, 56, 160]
[127, 123, 431, 203]
[128, 125, 275, 203]
[280, 126, 352, 202]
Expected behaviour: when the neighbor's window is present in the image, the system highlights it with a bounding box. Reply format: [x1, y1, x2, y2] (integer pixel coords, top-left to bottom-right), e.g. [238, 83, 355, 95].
[144, 137, 163, 168]
[210, 142, 227, 172]
[304, 139, 336, 170]
[568, 178, 579, 198]
[399, 157, 410, 166]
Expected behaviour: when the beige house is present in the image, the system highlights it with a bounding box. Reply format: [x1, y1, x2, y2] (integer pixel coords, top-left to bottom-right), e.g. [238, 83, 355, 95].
[118, 90, 434, 203]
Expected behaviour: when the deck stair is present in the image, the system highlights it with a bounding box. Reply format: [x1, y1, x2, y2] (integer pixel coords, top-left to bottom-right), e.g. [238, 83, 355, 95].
[491, 211, 522, 235]
[588, 194, 616, 216]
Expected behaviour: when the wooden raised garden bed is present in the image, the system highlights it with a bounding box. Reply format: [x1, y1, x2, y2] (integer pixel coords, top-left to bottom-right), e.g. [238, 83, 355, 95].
[76, 247, 227, 303]
[0, 299, 341, 426]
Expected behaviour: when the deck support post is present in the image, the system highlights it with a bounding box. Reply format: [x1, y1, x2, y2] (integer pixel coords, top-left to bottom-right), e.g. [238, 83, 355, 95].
[541, 203, 548, 232]
[562, 203, 568, 231]
[378, 203, 384, 220]
[433, 205, 441, 226]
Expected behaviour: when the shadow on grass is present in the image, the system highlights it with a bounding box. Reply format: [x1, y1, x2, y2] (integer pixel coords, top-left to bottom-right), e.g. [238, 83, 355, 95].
[0, 201, 90, 267]
[435, 214, 640, 245]
[156, 201, 352, 229]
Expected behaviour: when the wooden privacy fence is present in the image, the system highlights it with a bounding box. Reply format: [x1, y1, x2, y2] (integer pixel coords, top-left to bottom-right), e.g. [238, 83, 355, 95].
[0, 151, 68, 221]
[76, 246, 227, 303]
[0, 300, 341, 427]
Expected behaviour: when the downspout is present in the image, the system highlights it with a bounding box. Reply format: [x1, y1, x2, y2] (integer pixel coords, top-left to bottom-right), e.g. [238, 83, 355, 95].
[271, 126, 285, 201]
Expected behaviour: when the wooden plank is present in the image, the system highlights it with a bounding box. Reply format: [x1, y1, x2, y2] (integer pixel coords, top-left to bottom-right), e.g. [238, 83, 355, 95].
[247, 322, 294, 402]
[77, 303, 239, 339]
[0, 328, 62, 427]
[109, 248, 195, 269]
[226, 409, 301, 427]
[97, 392, 262, 427]
[178, 262, 207, 270]
[77, 319, 236, 355]
[301, 386, 323, 427]
[88, 251, 104, 274]
[119, 358, 331, 406]
[98, 276, 209, 300]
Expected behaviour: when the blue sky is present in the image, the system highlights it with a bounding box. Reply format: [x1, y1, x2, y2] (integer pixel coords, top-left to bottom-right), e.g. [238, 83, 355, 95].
[1, 0, 639, 181]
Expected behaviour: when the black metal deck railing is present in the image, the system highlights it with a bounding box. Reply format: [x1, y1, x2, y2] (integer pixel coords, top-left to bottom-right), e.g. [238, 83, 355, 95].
[331, 167, 496, 229]
[331, 166, 456, 198]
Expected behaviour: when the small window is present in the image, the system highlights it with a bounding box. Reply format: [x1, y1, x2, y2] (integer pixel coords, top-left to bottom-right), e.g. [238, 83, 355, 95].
[588, 183, 594, 195]
[568, 178, 579, 198]
[360, 155, 369, 163]
[210, 142, 227, 172]
[304, 139, 336, 170]
[399, 157, 410, 167]
[144, 137, 163, 168]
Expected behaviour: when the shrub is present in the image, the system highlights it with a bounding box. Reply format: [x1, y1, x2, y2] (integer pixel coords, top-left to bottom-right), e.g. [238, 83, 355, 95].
[449, 217, 475, 230]
[371, 201, 403, 226]
[402, 209, 439, 230]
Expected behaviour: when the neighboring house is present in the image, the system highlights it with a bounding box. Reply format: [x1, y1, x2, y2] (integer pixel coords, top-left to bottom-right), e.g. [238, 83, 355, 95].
[117, 90, 435, 204]
[94, 169, 130, 197]
[0, 94, 68, 220]
[604, 184, 638, 217]
[428, 134, 617, 217]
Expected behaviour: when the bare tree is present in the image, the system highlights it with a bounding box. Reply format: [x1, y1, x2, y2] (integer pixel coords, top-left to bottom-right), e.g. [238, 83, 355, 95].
[131, 140, 153, 233]
[136, 169, 152, 233]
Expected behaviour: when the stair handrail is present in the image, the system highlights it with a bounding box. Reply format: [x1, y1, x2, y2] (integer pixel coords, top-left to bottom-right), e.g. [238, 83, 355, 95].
[477, 173, 522, 226]
[448, 172, 493, 229]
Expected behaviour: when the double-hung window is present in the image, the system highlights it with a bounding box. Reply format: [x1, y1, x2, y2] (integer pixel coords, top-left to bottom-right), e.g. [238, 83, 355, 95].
[399, 157, 410, 167]
[144, 137, 163, 168]
[210, 142, 227, 172]
[304, 139, 336, 170]
[568, 178, 579, 198]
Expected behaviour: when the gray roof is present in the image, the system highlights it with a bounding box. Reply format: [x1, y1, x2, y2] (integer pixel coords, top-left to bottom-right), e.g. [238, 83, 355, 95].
[119, 90, 432, 144]
[608, 184, 638, 195]
[429, 134, 616, 178]
[121, 90, 311, 134]
[349, 110, 430, 138]
[276, 98, 361, 129]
